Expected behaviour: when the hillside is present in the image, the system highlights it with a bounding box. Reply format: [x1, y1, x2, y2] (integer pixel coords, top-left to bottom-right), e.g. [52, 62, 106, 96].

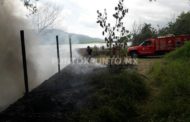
[39, 29, 104, 45]
[147, 42, 190, 121]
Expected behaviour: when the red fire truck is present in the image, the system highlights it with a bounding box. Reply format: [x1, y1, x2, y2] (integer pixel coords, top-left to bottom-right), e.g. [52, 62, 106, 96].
[127, 35, 190, 57]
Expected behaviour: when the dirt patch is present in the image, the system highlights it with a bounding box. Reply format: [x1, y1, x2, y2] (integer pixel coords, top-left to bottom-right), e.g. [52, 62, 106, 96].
[137, 57, 162, 75]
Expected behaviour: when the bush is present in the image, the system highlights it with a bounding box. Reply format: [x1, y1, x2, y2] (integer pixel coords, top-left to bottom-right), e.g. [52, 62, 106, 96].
[166, 41, 190, 60]
[75, 70, 149, 122]
[148, 42, 190, 122]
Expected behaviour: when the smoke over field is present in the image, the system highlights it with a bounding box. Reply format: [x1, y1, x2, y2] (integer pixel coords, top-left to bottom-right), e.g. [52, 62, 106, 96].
[0, 0, 101, 112]
[0, 0, 56, 111]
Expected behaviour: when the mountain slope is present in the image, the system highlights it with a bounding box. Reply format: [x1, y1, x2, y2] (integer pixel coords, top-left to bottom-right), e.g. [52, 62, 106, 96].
[39, 29, 104, 44]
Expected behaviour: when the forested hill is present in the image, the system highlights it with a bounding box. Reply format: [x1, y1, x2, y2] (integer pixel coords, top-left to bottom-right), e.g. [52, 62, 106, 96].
[39, 29, 104, 45]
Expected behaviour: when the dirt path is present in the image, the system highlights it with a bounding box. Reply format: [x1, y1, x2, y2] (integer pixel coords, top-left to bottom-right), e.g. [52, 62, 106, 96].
[0, 64, 105, 122]
[137, 57, 162, 75]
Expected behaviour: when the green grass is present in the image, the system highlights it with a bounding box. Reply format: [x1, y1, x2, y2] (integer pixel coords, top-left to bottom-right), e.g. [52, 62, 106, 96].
[69, 42, 190, 122]
[148, 42, 190, 122]
[73, 70, 149, 122]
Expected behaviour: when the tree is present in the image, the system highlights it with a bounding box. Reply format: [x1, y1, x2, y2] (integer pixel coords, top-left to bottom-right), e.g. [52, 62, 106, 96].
[29, 2, 60, 33]
[131, 22, 142, 36]
[97, 0, 129, 57]
[23, 0, 38, 14]
[158, 12, 190, 36]
[22, 0, 60, 33]
[169, 12, 190, 35]
[132, 23, 157, 45]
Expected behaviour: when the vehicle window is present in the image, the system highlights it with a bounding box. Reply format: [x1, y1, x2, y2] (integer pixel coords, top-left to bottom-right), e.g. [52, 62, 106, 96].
[142, 41, 152, 46]
[140, 41, 145, 46]
[147, 41, 152, 45]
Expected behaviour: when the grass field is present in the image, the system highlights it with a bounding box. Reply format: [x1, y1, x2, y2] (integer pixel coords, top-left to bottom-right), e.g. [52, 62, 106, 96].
[146, 42, 190, 122]
[76, 42, 190, 122]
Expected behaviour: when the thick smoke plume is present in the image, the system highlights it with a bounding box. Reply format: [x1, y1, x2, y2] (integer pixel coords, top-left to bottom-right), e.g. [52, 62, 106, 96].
[0, 0, 53, 111]
[0, 0, 88, 112]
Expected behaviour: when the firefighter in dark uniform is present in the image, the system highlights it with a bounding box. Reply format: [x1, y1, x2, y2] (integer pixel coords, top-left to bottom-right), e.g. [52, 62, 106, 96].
[87, 46, 92, 62]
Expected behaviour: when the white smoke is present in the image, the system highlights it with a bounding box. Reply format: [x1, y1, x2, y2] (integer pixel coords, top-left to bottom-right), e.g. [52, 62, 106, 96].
[0, 0, 57, 111]
[0, 0, 105, 112]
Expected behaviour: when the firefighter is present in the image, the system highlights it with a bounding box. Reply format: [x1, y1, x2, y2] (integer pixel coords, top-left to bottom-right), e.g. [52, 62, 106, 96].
[86, 46, 92, 62]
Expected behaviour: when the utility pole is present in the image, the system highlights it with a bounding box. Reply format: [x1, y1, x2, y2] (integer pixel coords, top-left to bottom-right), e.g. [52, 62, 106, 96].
[56, 35, 61, 73]
[69, 36, 73, 63]
[20, 30, 29, 95]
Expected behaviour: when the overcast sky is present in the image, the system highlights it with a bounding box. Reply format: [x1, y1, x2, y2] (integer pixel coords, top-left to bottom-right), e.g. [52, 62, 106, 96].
[27, 0, 190, 38]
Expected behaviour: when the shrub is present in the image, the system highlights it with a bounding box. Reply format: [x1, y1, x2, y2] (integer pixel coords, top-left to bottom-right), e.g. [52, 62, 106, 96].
[76, 70, 149, 122]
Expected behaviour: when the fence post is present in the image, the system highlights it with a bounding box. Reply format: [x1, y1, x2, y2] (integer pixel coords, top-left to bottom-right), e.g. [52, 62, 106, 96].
[20, 30, 29, 95]
[56, 35, 61, 73]
[69, 36, 73, 63]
